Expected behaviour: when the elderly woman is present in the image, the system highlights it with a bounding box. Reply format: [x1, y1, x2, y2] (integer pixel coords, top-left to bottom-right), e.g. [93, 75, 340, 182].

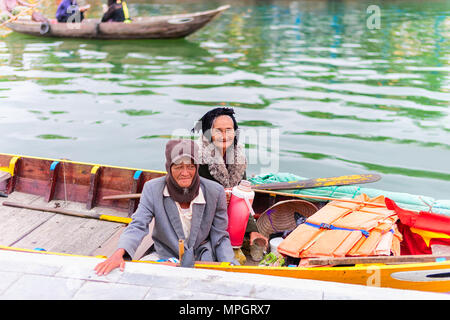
[192, 107, 247, 197]
[192, 107, 259, 263]
[95, 139, 236, 275]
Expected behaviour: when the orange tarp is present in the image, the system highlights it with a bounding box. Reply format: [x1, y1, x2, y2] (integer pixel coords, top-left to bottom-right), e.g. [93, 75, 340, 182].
[277, 194, 401, 258]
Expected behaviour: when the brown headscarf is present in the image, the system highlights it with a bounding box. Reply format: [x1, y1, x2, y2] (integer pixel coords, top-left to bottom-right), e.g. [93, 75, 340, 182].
[164, 139, 200, 203]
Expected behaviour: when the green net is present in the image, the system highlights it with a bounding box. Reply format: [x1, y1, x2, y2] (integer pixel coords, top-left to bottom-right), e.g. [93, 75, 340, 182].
[249, 173, 450, 216]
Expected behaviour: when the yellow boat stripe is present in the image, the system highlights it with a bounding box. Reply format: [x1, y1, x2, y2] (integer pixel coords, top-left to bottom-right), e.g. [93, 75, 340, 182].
[0, 156, 20, 176]
[0, 153, 166, 175]
[0, 245, 93, 258]
[90, 165, 100, 175]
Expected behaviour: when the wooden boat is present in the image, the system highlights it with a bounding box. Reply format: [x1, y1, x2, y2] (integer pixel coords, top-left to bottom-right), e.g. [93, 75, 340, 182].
[1, 152, 449, 293]
[5, 5, 230, 39]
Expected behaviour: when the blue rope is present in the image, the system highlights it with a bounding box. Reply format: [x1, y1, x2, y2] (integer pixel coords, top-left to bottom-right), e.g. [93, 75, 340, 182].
[305, 221, 370, 238]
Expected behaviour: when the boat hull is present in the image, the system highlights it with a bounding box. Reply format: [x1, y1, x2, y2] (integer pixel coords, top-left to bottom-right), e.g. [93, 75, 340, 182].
[1, 152, 450, 293]
[5, 5, 229, 39]
[195, 261, 450, 293]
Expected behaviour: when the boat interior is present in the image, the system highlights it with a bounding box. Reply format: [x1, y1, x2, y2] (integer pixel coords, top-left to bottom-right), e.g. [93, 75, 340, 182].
[0, 153, 290, 265]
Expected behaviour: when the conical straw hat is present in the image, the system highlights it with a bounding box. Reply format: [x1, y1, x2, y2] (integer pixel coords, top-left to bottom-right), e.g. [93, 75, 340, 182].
[256, 199, 319, 238]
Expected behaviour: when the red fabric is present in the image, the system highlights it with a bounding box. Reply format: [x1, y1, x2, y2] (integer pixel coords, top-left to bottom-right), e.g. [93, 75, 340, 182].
[385, 198, 450, 233]
[397, 221, 432, 255]
[385, 198, 450, 255]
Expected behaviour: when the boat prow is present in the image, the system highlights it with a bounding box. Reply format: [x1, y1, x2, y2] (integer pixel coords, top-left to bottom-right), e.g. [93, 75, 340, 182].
[5, 5, 230, 39]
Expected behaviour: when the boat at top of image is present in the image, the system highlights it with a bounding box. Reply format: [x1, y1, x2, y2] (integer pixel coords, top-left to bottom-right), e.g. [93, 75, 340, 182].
[5, 5, 230, 39]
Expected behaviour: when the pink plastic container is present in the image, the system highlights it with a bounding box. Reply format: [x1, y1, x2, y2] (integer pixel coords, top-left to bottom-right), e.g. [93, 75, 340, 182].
[227, 180, 255, 248]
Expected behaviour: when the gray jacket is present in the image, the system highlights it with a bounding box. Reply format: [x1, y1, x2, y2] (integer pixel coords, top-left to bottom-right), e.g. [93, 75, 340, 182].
[117, 176, 236, 264]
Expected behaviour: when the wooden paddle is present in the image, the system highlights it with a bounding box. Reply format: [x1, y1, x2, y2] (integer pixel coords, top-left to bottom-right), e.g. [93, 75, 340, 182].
[251, 174, 381, 190]
[102, 174, 381, 201]
[2, 201, 132, 224]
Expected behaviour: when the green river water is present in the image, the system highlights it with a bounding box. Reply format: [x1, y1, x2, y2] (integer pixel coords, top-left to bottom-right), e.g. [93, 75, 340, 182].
[0, 0, 449, 199]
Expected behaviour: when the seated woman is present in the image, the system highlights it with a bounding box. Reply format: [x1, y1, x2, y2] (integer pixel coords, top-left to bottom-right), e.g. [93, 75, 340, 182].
[94, 139, 237, 275]
[101, 0, 131, 23]
[56, 0, 89, 23]
[192, 107, 247, 196]
[192, 107, 259, 263]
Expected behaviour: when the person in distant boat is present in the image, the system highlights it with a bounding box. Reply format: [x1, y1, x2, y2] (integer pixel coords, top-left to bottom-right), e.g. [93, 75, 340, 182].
[56, 0, 89, 23]
[94, 139, 237, 275]
[101, 0, 131, 23]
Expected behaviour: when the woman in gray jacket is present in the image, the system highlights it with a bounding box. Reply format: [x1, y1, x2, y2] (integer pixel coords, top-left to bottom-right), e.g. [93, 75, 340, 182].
[95, 139, 236, 275]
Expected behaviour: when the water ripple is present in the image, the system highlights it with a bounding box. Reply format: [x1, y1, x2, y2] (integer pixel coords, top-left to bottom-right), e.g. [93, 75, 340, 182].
[0, 0, 449, 199]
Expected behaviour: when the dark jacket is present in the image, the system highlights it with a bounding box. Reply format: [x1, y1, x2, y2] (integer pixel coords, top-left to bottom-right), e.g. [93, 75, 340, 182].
[101, 3, 125, 22]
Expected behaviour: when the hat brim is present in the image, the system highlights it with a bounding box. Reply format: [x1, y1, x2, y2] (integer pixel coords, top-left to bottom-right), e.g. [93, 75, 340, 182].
[256, 200, 319, 238]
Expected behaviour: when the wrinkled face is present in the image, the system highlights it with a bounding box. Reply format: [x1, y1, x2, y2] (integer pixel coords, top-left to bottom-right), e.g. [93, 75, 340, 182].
[211, 115, 235, 151]
[171, 157, 196, 188]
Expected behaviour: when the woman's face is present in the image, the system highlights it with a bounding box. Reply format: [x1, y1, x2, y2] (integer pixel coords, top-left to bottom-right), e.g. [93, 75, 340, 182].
[211, 115, 235, 151]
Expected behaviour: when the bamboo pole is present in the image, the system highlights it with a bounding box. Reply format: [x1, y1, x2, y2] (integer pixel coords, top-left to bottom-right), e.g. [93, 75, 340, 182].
[103, 189, 387, 207]
[103, 193, 141, 200]
[253, 189, 387, 207]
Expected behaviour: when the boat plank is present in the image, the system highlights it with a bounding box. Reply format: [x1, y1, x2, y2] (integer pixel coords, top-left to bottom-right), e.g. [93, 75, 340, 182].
[0, 192, 53, 246]
[89, 224, 126, 257]
[12, 212, 123, 255]
[0, 192, 127, 255]
[90, 221, 154, 259]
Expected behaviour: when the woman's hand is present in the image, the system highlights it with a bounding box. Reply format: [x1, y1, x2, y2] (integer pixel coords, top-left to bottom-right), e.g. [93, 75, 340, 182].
[94, 248, 126, 276]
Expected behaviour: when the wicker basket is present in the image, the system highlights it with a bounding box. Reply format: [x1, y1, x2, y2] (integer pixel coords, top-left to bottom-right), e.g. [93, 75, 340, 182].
[256, 199, 319, 238]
